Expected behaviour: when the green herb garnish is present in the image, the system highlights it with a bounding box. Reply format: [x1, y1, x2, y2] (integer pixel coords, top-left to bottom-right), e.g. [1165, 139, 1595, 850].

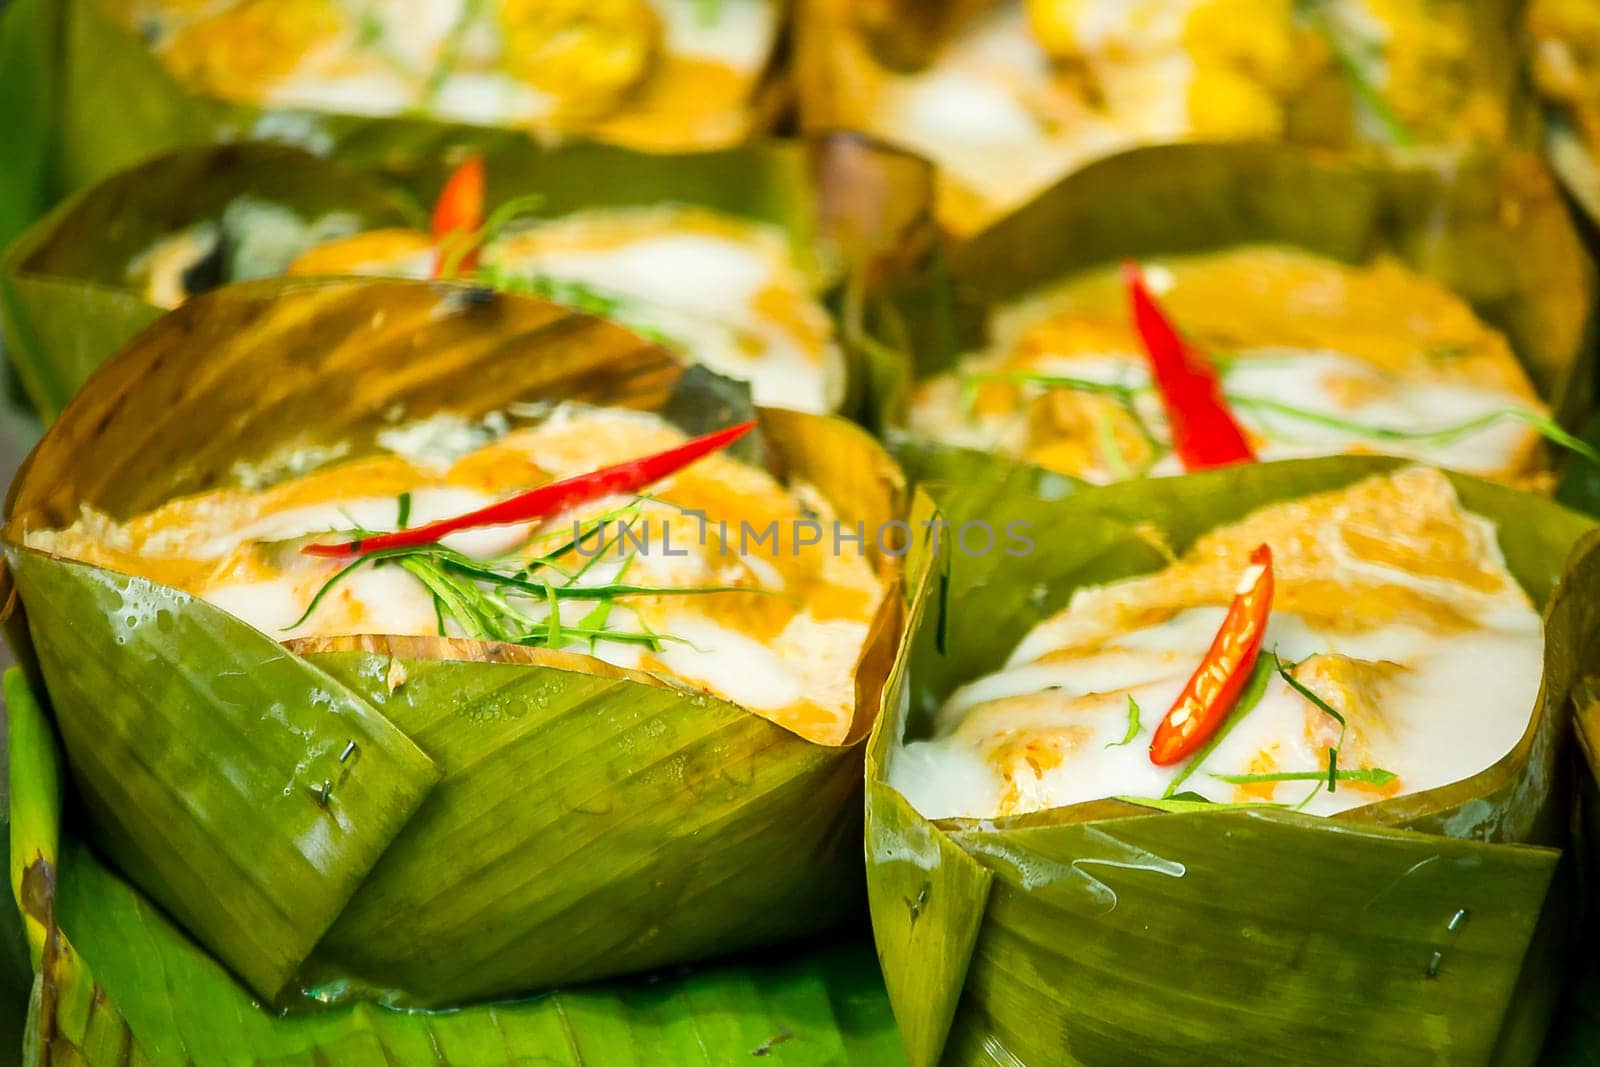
[356, 8, 384, 47]
[1162, 655, 1275, 797]
[419, 0, 485, 107]
[341, 1, 425, 78]
[435, 194, 549, 279]
[1304, 5, 1416, 147]
[396, 492, 412, 530]
[963, 371, 1170, 474]
[1270, 650, 1347, 791]
[477, 267, 674, 344]
[1107, 695, 1141, 748]
[290, 506, 780, 650]
[1208, 768, 1398, 787]
[967, 370, 1600, 469]
[1228, 394, 1600, 467]
[1091, 402, 1132, 480]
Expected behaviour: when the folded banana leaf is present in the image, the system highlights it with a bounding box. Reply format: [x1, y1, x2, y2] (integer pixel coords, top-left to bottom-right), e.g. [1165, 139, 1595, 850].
[0, 134, 934, 422]
[867, 456, 1600, 1065]
[29, 0, 787, 203]
[866, 141, 1599, 496]
[5, 668, 908, 1066]
[1569, 675, 1600, 1013]
[1, 277, 907, 1008]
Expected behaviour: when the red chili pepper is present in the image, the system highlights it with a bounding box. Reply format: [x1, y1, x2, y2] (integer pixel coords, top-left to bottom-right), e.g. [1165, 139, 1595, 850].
[431, 155, 486, 278]
[303, 419, 758, 558]
[1124, 262, 1256, 470]
[1149, 543, 1274, 766]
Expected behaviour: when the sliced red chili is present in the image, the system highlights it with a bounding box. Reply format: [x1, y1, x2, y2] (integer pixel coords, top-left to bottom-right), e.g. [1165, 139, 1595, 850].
[1124, 262, 1256, 470]
[303, 419, 758, 558]
[430, 155, 486, 278]
[1149, 543, 1274, 766]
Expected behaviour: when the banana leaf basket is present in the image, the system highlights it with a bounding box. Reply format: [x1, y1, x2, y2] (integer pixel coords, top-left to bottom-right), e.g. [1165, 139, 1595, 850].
[5, 657, 907, 1064]
[0, 277, 908, 1024]
[868, 460, 1600, 1065]
[0, 134, 933, 422]
[864, 141, 1598, 497]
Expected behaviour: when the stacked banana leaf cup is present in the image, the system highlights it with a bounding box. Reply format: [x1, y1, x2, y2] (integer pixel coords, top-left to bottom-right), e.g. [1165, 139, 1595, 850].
[874, 467, 1600, 1064]
[3, 278, 910, 1057]
[0, 135, 932, 420]
[868, 140, 1599, 492]
[7, 1, 1600, 1065]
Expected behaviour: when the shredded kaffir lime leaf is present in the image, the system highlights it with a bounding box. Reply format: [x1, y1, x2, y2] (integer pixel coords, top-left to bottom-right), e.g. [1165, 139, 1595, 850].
[1162, 656, 1275, 798]
[1209, 768, 1397, 787]
[1106, 695, 1141, 748]
[289, 504, 783, 649]
[966, 370, 1600, 469]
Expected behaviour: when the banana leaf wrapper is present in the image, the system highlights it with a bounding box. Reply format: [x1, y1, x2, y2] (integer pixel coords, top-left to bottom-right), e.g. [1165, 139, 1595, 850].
[0, 0, 58, 252]
[866, 456, 1600, 1065]
[30, 0, 789, 202]
[1566, 674, 1600, 1000]
[4, 669, 910, 1066]
[864, 141, 1600, 500]
[0, 278, 908, 1007]
[0, 134, 935, 423]
[793, 0, 1539, 236]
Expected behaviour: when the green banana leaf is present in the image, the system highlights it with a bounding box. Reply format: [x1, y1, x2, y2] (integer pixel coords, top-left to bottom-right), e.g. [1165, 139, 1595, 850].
[0, 0, 59, 252]
[6, 666, 908, 1065]
[0, 143, 417, 419]
[44, 0, 787, 200]
[0, 134, 933, 422]
[865, 142, 1599, 494]
[1, 277, 908, 1008]
[1558, 414, 1600, 516]
[866, 456, 1600, 1065]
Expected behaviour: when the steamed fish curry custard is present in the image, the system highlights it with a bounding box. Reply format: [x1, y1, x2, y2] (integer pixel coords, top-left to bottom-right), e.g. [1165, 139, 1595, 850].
[28, 408, 884, 743]
[290, 205, 842, 414]
[891, 467, 1542, 819]
[814, 0, 1508, 231]
[108, 0, 781, 148]
[911, 247, 1555, 484]
[132, 160, 842, 414]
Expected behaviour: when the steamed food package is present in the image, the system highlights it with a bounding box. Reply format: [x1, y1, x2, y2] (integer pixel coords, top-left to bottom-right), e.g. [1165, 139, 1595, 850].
[2, 278, 908, 1006]
[867, 460, 1600, 1064]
